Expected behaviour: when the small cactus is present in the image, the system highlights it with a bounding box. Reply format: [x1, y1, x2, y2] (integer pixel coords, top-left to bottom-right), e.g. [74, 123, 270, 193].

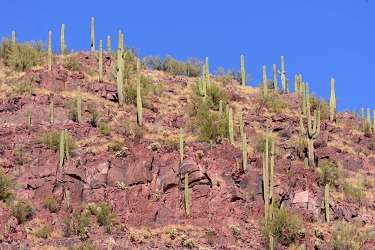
[329, 78, 336, 121]
[11, 31, 16, 45]
[91, 17, 95, 51]
[48, 31, 52, 71]
[273, 64, 277, 91]
[65, 190, 70, 208]
[65, 129, 70, 161]
[117, 48, 124, 106]
[325, 184, 329, 223]
[205, 57, 210, 90]
[50, 101, 54, 124]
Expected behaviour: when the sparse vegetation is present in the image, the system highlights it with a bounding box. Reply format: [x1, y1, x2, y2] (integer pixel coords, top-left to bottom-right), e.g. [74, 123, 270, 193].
[63, 55, 82, 71]
[41, 130, 77, 152]
[86, 202, 116, 233]
[43, 196, 59, 213]
[34, 225, 52, 239]
[319, 160, 341, 187]
[63, 205, 91, 240]
[11, 199, 35, 224]
[12, 77, 34, 95]
[0, 170, 15, 202]
[98, 122, 110, 135]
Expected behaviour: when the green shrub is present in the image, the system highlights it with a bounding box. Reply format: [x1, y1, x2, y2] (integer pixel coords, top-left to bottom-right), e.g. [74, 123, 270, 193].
[343, 183, 361, 203]
[69, 242, 97, 250]
[181, 234, 195, 248]
[12, 77, 34, 95]
[122, 120, 146, 138]
[14, 143, 30, 165]
[168, 59, 187, 77]
[257, 92, 286, 114]
[86, 101, 100, 127]
[43, 197, 59, 213]
[11, 199, 35, 224]
[146, 55, 163, 70]
[87, 202, 116, 233]
[329, 221, 374, 250]
[63, 97, 79, 122]
[41, 130, 77, 151]
[85, 69, 96, 77]
[195, 110, 228, 142]
[98, 122, 110, 135]
[259, 204, 304, 246]
[63, 55, 81, 71]
[319, 160, 341, 187]
[251, 133, 274, 155]
[63, 205, 91, 240]
[215, 66, 252, 86]
[0, 38, 46, 72]
[186, 57, 203, 77]
[0, 171, 15, 202]
[34, 225, 52, 239]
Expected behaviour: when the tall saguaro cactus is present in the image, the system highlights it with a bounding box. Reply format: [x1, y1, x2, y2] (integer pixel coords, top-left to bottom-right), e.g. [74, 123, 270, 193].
[91, 17, 95, 51]
[99, 40, 103, 83]
[298, 82, 320, 168]
[65, 129, 70, 161]
[325, 184, 330, 223]
[59, 131, 65, 167]
[263, 65, 267, 97]
[48, 31, 52, 71]
[60, 24, 66, 55]
[11, 31, 16, 45]
[278, 56, 286, 92]
[239, 108, 243, 137]
[50, 101, 54, 124]
[240, 55, 246, 86]
[180, 128, 184, 164]
[273, 64, 277, 91]
[184, 173, 190, 215]
[116, 53, 124, 106]
[329, 78, 336, 121]
[27, 106, 31, 126]
[77, 86, 82, 123]
[262, 125, 275, 219]
[242, 133, 247, 171]
[229, 108, 234, 145]
[205, 57, 211, 90]
[136, 58, 143, 126]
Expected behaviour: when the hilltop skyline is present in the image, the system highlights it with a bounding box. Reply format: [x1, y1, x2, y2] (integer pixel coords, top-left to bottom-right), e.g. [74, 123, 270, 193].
[0, 0, 374, 114]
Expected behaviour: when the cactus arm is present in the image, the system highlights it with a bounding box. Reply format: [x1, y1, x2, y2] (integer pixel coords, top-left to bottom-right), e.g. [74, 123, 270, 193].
[298, 108, 307, 135]
[50, 101, 54, 124]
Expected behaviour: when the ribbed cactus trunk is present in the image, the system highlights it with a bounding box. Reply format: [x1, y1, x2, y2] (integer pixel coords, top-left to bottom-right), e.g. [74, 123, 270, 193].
[329, 78, 336, 121]
[64, 129, 70, 161]
[273, 64, 277, 91]
[219, 100, 223, 114]
[136, 58, 143, 126]
[361, 108, 365, 131]
[242, 133, 247, 171]
[59, 131, 65, 167]
[11, 31, 16, 45]
[278, 56, 286, 92]
[263, 65, 267, 97]
[184, 173, 190, 215]
[107, 36, 111, 53]
[229, 108, 234, 145]
[91, 17, 95, 51]
[60, 24, 66, 55]
[50, 101, 54, 124]
[180, 128, 183, 164]
[239, 108, 243, 137]
[77, 86, 82, 123]
[99, 40, 103, 83]
[48, 31, 52, 71]
[205, 57, 210, 90]
[116, 52, 124, 106]
[325, 184, 329, 223]
[27, 106, 31, 126]
[240, 55, 245, 86]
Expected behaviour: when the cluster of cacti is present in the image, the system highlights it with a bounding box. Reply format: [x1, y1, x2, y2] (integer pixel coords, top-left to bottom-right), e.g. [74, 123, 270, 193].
[99, 40, 103, 83]
[325, 184, 329, 223]
[77, 86, 82, 123]
[27, 106, 31, 126]
[48, 31, 52, 71]
[180, 128, 183, 164]
[329, 78, 336, 121]
[50, 101, 54, 124]
[91, 17, 95, 51]
[298, 82, 320, 168]
[263, 65, 267, 97]
[361, 107, 373, 134]
[184, 173, 190, 215]
[60, 24, 66, 55]
[278, 56, 286, 92]
[272, 64, 277, 91]
[107, 36, 111, 53]
[136, 58, 143, 126]
[240, 55, 245, 86]
[228, 108, 234, 145]
[242, 133, 247, 171]
[294, 74, 303, 95]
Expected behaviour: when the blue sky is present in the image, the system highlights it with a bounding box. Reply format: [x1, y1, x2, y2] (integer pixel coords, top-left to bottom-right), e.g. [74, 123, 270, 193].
[1, 1, 374, 113]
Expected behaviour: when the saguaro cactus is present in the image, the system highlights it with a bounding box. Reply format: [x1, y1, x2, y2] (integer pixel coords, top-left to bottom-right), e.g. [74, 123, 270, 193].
[298, 82, 320, 168]
[262, 124, 275, 218]
[99, 40, 103, 83]
[11, 31, 16, 45]
[77, 86, 82, 123]
[48, 31, 52, 71]
[91, 17, 95, 51]
[184, 173, 190, 215]
[27, 106, 31, 126]
[278, 56, 286, 92]
[241, 55, 245, 86]
[263, 65, 267, 97]
[273, 64, 277, 91]
[239, 108, 243, 137]
[65, 129, 70, 161]
[107, 36, 111, 53]
[325, 184, 330, 223]
[116, 54, 124, 106]
[180, 128, 183, 164]
[60, 24, 66, 55]
[50, 101, 54, 124]
[229, 108, 234, 145]
[205, 57, 210, 90]
[329, 78, 336, 121]
[136, 58, 143, 126]
[242, 133, 247, 171]
[59, 131, 65, 167]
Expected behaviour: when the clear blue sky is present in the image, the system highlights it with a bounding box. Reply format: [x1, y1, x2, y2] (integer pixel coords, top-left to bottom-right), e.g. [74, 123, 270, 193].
[1, 1, 374, 113]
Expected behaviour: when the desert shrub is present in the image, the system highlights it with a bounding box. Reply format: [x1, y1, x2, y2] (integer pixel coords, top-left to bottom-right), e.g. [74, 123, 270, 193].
[290, 135, 307, 160]
[186, 57, 203, 77]
[146, 55, 163, 70]
[0, 38, 46, 72]
[86, 101, 100, 127]
[259, 204, 304, 246]
[108, 140, 128, 158]
[0, 171, 15, 202]
[69, 242, 97, 250]
[122, 120, 146, 138]
[12, 77, 34, 95]
[215, 66, 252, 86]
[98, 122, 110, 135]
[43, 196, 59, 213]
[63, 205, 91, 240]
[319, 160, 341, 187]
[229, 224, 241, 237]
[343, 183, 361, 203]
[257, 92, 286, 114]
[205, 228, 217, 245]
[11, 199, 35, 224]
[194, 110, 228, 143]
[85, 69, 96, 77]
[14, 143, 30, 165]
[41, 130, 77, 151]
[63, 97, 79, 122]
[34, 225, 52, 239]
[169, 59, 187, 77]
[152, 81, 165, 96]
[87, 202, 116, 233]
[181, 234, 195, 248]
[251, 133, 274, 155]
[63, 55, 81, 71]
[329, 221, 374, 250]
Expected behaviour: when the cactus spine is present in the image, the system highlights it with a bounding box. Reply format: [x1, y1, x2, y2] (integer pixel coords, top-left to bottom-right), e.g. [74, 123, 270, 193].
[242, 133, 247, 171]
[298, 82, 320, 168]
[60, 24, 66, 55]
[180, 128, 183, 164]
[240, 55, 245, 86]
[229, 108, 234, 145]
[278, 56, 286, 92]
[59, 131, 64, 167]
[136, 58, 143, 126]
[263, 65, 267, 97]
[107, 36, 111, 53]
[77, 86, 82, 123]
[273, 64, 277, 91]
[11, 31, 16, 45]
[65, 129, 70, 161]
[99, 40, 103, 83]
[48, 31, 52, 71]
[239, 108, 243, 137]
[325, 184, 330, 223]
[329, 78, 336, 121]
[50, 101, 54, 124]
[91, 17, 95, 51]
[184, 173, 190, 215]
[27, 106, 31, 126]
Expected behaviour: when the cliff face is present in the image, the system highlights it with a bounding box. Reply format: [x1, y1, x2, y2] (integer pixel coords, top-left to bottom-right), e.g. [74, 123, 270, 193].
[0, 52, 374, 249]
